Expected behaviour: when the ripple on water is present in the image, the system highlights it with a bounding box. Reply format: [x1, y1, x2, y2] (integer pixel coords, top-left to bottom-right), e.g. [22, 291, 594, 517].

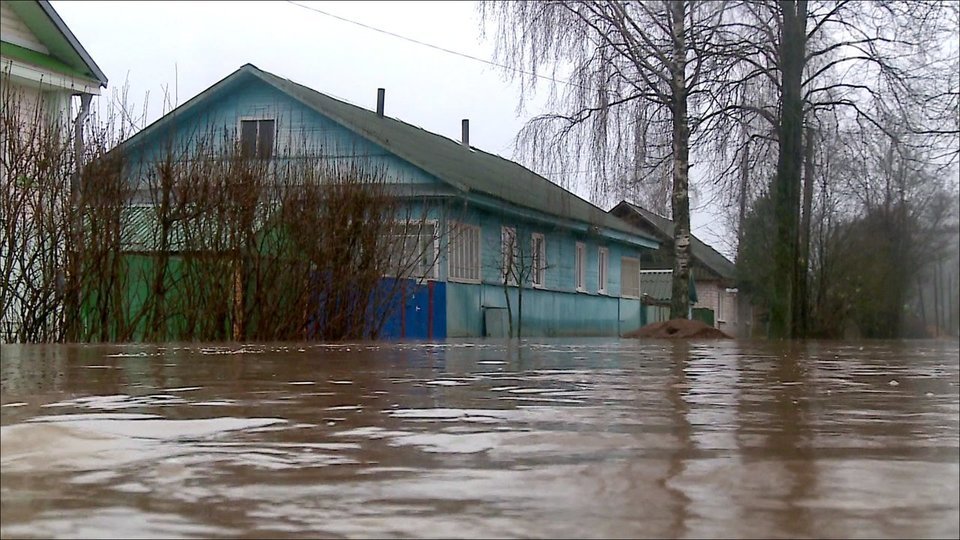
[0, 339, 957, 539]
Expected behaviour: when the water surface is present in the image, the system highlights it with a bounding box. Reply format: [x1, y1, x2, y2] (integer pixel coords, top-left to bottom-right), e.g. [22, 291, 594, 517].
[2, 339, 958, 538]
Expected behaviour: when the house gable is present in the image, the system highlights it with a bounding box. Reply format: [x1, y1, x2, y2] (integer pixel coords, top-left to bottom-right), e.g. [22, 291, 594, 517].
[1, 1, 47, 52]
[1, 0, 106, 95]
[120, 70, 446, 189]
[609, 200, 736, 283]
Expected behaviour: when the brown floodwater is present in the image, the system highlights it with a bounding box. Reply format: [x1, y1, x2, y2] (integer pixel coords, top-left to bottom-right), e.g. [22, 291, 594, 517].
[1, 339, 958, 539]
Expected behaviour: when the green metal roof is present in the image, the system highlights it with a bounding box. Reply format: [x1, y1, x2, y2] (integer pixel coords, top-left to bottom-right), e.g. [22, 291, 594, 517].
[612, 201, 736, 281]
[639, 269, 698, 303]
[118, 64, 659, 249]
[0, 40, 93, 82]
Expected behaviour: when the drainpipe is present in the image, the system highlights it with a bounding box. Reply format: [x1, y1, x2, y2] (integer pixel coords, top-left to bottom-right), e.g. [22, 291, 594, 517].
[66, 93, 92, 341]
[72, 93, 92, 204]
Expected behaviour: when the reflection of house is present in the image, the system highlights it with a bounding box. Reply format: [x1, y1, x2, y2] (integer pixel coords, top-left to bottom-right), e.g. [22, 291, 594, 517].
[111, 64, 660, 339]
[609, 201, 739, 336]
[1, 0, 107, 342]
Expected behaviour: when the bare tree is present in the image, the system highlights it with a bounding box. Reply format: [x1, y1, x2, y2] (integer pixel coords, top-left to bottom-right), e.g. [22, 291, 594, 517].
[481, 0, 738, 320]
[717, 0, 959, 338]
[2, 75, 447, 343]
[493, 224, 549, 338]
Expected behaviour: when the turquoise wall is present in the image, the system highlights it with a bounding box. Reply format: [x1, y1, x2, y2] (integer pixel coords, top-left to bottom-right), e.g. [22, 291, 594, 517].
[441, 206, 646, 337]
[446, 282, 644, 337]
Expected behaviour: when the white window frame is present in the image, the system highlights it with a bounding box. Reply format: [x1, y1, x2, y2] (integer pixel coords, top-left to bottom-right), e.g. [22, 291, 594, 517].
[575, 241, 586, 292]
[598, 247, 609, 294]
[448, 221, 481, 283]
[531, 233, 545, 288]
[238, 116, 277, 159]
[717, 288, 726, 322]
[501, 226, 517, 285]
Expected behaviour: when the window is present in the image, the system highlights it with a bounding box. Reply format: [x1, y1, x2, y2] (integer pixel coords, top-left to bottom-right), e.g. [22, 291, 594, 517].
[575, 241, 586, 291]
[448, 221, 481, 282]
[717, 289, 725, 322]
[388, 221, 437, 280]
[531, 233, 545, 288]
[501, 226, 517, 285]
[621, 257, 640, 298]
[240, 119, 275, 159]
[598, 247, 609, 294]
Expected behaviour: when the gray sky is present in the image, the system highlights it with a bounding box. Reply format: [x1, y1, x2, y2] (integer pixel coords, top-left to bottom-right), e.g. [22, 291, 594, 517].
[52, 0, 730, 254]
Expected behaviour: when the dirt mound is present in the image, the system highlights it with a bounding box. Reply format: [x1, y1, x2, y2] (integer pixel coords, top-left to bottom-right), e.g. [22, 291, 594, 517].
[624, 318, 732, 339]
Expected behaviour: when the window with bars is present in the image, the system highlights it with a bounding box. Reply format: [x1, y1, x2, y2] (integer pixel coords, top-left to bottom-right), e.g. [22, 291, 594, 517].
[448, 221, 481, 282]
[240, 119, 275, 159]
[575, 241, 586, 291]
[531, 233, 545, 287]
[621, 257, 640, 298]
[598, 247, 609, 294]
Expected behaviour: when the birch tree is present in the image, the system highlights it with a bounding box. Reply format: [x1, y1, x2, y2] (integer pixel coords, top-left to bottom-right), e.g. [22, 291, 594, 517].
[481, 0, 736, 320]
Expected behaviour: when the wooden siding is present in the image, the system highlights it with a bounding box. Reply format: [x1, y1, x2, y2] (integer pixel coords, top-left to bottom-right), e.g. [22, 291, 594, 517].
[444, 205, 646, 337]
[126, 77, 443, 187]
[0, 1, 48, 53]
[445, 282, 643, 337]
[2, 79, 71, 143]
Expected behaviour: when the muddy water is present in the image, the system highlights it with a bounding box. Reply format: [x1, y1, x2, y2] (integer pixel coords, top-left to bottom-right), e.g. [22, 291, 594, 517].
[1, 340, 958, 539]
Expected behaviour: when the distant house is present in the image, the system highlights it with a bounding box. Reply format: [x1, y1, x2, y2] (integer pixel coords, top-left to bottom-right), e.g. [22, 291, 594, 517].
[1, 0, 106, 342]
[609, 201, 739, 336]
[109, 64, 660, 339]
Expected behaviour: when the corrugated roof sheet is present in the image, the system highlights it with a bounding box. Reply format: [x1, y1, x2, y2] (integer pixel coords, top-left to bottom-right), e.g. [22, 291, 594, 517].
[640, 270, 673, 303]
[639, 269, 698, 304]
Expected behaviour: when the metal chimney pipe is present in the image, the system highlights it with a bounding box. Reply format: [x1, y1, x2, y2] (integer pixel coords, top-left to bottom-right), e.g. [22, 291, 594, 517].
[461, 119, 470, 147]
[376, 88, 385, 116]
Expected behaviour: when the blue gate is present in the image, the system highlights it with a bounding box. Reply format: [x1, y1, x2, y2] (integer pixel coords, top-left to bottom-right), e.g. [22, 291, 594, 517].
[379, 279, 446, 340]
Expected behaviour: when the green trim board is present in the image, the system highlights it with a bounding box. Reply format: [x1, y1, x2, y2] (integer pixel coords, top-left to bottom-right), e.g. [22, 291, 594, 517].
[4, 0, 107, 86]
[1, 40, 96, 82]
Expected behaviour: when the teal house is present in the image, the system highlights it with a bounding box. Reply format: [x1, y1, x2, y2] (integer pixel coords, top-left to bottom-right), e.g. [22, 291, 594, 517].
[113, 65, 659, 339]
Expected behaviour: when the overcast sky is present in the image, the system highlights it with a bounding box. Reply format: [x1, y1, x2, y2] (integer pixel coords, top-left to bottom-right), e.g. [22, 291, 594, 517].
[52, 0, 730, 254]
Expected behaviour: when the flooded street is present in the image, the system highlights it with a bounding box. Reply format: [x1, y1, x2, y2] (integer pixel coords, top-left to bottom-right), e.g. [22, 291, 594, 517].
[1, 339, 958, 539]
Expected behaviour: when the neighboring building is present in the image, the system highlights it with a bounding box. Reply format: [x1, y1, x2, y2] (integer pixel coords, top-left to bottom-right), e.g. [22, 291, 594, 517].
[634, 268, 694, 327]
[1, 0, 106, 128]
[1, 0, 107, 342]
[609, 201, 739, 336]
[110, 64, 660, 339]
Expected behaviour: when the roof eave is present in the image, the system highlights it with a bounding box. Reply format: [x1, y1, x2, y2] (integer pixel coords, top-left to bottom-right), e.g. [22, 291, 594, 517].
[35, 0, 107, 87]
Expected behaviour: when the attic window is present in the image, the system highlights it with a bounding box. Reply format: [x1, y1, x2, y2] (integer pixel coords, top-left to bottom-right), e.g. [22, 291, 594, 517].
[240, 119, 275, 159]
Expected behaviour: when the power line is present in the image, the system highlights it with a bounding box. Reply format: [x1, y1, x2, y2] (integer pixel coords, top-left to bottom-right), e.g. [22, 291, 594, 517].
[284, 1, 581, 89]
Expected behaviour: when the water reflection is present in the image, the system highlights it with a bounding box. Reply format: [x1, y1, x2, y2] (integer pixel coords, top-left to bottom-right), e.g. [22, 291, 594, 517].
[1, 339, 958, 538]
